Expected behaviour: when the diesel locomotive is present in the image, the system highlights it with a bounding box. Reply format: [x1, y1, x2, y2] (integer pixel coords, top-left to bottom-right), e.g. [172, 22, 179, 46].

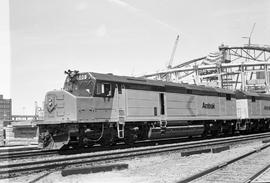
[37, 70, 270, 149]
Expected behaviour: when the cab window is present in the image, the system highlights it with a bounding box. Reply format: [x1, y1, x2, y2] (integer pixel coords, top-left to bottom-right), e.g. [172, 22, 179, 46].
[96, 82, 112, 96]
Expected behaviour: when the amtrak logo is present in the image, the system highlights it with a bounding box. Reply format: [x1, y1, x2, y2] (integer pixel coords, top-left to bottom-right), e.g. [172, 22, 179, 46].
[47, 96, 56, 113]
[202, 102, 215, 109]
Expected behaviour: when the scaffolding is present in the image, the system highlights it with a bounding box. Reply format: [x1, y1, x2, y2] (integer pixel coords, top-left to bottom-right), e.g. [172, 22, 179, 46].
[144, 44, 270, 93]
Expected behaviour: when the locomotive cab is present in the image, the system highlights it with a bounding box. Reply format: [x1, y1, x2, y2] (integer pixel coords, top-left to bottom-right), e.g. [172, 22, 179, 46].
[63, 70, 96, 97]
[38, 71, 117, 149]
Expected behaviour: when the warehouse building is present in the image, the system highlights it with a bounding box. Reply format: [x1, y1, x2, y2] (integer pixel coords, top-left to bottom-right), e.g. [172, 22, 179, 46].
[0, 94, 12, 121]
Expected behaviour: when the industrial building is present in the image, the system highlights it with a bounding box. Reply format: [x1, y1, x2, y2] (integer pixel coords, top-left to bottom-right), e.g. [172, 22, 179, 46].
[0, 94, 12, 121]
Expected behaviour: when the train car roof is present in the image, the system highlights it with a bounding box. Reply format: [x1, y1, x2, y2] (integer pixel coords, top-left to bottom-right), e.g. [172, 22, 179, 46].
[165, 82, 235, 94]
[213, 87, 235, 94]
[257, 93, 270, 99]
[235, 90, 260, 97]
[235, 90, 270, 100]
[85, 72, 235, 94]
[89, 72, 164, 86]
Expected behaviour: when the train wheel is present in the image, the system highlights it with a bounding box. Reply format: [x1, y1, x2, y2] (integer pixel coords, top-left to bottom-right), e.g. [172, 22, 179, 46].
[124, 128, 138, 146]
[100, 139, 111, 147]
[100, 127, 116, 147]
[124, 135, 136, 146]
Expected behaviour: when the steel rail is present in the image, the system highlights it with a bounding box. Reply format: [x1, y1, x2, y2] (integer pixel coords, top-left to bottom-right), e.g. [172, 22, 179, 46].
[0, 149, 58, 160]
[0, 147, 38, 153]
[0, 135, 228, 161]
[1, 132, 270, 179]
[177, 142, 270, 183]
[0, 133, 256, 161]
[0, 136, 202, 161]
[243, 163, 270, 183]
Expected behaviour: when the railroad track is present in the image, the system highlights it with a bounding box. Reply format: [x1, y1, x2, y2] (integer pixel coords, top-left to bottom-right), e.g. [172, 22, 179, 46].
[0, 136, 198, 161]
[0, 135, 230, 161]
[1, 132, 268, 162]
[178, 138, 270, 183]
[245, 164, 270, 183]
[0, 146, 38, 153]
[0, 138, 188, 161]
[1, 132, 270, 179]
[0, 132, 266, 161]
[0, 149, 58, 160]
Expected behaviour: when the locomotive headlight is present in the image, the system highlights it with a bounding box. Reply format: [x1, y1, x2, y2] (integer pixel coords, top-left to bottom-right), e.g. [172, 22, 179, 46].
[48, 99, 53, 106]
[46, 96, 56, 113]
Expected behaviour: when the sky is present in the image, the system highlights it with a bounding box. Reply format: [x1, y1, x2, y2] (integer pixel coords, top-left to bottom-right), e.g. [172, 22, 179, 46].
[0, 0, 270, 115]
[0, 0, 10, 100]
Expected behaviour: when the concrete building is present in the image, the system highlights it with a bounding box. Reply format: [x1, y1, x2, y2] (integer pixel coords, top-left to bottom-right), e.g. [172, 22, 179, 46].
[0, 95, 12, 120]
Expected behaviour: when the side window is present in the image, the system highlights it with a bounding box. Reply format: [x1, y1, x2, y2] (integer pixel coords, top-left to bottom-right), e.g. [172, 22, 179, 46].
[96, 83, 102, 94]
[103, 83, 111, 96]
[251, 96, 256, 102]
[96, 82, 112, 96]
[118, 84, 122, 94]
[226, 94, 231, 101]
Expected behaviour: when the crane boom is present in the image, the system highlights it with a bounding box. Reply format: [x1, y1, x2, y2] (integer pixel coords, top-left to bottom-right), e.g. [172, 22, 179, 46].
[167, 34, 180, 69]
[242, 23, 256, 45]
[249, 23, 256, 45]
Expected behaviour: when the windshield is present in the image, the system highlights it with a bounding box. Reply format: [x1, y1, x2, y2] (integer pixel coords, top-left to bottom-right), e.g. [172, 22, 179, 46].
[63, 71, 95, 97]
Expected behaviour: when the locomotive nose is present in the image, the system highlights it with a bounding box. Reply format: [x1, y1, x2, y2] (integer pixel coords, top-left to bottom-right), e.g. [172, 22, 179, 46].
[44, 90, 77, 122]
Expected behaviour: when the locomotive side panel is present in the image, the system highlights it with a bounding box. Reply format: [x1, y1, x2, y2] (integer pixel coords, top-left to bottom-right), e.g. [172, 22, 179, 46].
[166, 93, 197, 117]
[260, 99, 270, 117]
[225, 98, 237, 117]
[92, 93, 118, 122]
[236, 96, 264, 119]
[125, 89, 160, 121]
[197, 95, 220, 117]
[236, 99, 249, 119]
[76, 91, 118, 123]
[76, 97, 94, 122]
[219, 97, 226, 116]
[250, 99, 261, 117]
[195, 95, 206, 117]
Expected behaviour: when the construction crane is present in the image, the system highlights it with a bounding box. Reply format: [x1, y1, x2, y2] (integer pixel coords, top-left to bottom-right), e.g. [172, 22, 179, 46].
[242, 23, 256, 87]
[242, 23, 256, 46]
[167, 34, 180, 69]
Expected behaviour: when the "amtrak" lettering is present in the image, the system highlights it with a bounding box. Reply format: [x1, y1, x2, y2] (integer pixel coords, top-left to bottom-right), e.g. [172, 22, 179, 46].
[202, 102, 215, 109]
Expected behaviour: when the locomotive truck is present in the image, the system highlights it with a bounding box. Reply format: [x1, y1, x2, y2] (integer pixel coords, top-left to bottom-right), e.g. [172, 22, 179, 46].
[37, 70, 270, 149]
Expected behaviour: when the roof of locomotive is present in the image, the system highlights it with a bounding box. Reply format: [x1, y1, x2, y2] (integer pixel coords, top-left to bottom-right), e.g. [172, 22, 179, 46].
[89, 72, 164, 86]
[235, 90, 260, 96]
[87, 72, 235, 94]
[235, 90, 270, 100]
